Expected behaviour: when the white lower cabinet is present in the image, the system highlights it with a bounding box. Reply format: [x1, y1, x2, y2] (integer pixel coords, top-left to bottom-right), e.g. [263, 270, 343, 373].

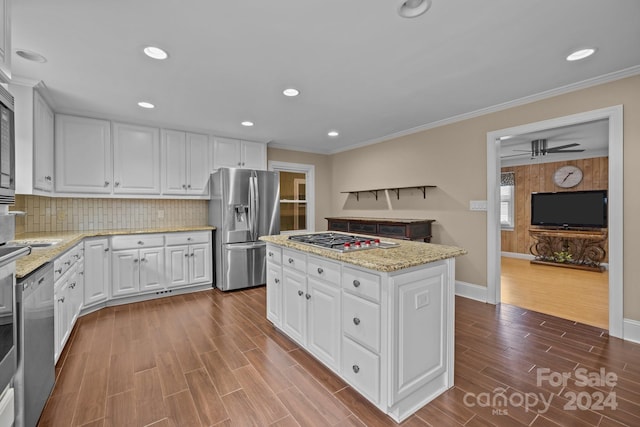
[265, 243, 456, 423]
[165, 232, 212, 288]
[53, 243, 84, 362]
[111, 234, 165, 297]
[83, 237, 110, 307]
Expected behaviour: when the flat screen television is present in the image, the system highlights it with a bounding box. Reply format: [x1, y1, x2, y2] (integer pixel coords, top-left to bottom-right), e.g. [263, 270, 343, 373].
[530, 190, 608, 229]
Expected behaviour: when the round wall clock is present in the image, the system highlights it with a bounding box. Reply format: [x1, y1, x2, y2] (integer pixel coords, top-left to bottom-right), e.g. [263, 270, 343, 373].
[553, 165, 583, 188]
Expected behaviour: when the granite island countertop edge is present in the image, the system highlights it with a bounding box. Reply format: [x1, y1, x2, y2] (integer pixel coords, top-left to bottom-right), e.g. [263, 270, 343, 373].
[260, 234, 467, 273]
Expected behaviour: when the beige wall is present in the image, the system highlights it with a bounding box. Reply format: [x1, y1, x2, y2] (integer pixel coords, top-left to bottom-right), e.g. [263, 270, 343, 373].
[267, 75, 640, 321]
[267, 148, 333, 232]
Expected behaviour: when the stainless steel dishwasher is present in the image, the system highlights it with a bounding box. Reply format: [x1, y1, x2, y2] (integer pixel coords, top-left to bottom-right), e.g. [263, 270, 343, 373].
[14, 262, 55, 427]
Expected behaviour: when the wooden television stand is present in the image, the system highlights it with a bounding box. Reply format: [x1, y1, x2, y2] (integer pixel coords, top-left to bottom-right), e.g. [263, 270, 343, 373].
[528, 228, 607, 272]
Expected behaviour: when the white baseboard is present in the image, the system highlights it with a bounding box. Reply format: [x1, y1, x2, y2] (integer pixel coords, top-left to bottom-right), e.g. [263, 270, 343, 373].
[624, 318, 640, 344]
[455, 281, 487, 303]
[501, 251, 534, 260]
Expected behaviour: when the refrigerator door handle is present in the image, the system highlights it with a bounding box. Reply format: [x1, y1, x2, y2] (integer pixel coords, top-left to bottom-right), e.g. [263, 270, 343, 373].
[248, 171, 259, 241]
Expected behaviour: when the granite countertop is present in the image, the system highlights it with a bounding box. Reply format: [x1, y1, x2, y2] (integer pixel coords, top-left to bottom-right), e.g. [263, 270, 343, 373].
[260, 233, 466, 273]
[13, 226, 215, 279]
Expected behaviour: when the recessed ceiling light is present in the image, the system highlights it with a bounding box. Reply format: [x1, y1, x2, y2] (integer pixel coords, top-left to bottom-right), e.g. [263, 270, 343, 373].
[143, 46, 168, 60]
[398, 0, 432, 18]
[15, 49, 47, 63]
[328, 130, 339, 137]
[241, 121, 254, 127]
[283, 88, 300, 97]
[566, 48, 596, 61]
[137, 101, 155, 109]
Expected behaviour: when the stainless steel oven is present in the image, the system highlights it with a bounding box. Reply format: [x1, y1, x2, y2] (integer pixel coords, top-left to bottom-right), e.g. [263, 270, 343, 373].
[0, 85, 15, 205]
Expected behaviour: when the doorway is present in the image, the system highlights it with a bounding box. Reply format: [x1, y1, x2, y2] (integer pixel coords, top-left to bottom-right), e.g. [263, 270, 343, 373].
[268, 161, 316, 233]
[486, 106, 623, 338]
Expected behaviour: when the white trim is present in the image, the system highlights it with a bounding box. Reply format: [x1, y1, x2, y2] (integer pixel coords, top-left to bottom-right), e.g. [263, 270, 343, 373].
[623, 319, 640, 344]
[501, 251, 534, 260]
[455, 281, 487, 303]
[268, 160, 316, 233]
[487, 105, 624, 339]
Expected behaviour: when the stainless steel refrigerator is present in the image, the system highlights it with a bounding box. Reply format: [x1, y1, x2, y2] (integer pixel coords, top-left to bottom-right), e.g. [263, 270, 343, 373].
[209, 168, 280, 291]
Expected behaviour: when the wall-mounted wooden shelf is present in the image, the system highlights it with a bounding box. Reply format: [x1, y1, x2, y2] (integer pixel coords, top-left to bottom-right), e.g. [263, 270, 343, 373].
[341, 185, 436, 201]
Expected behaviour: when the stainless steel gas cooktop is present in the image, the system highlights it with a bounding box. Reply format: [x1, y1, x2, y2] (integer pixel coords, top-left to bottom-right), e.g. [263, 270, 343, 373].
[288, 232, 398, 253]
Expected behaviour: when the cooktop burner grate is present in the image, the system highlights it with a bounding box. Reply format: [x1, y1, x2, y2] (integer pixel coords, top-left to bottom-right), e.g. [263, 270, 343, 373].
[288, 232, 398, 252]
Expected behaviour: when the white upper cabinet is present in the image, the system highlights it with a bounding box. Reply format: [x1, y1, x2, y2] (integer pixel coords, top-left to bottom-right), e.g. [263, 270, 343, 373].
[33, 90, 55, 192]
[55, 114, 113, 193]
[241, 140, 267, 170]
[162, 129, 210, 196]
[113, 122, 161, 194]
[213, 137, 266, 170]
[0, 0, 11, 82]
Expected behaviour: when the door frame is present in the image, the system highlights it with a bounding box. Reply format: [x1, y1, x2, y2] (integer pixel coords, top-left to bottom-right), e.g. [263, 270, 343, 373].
[268, 161, 316, 233]
[486, 105, 623, 338]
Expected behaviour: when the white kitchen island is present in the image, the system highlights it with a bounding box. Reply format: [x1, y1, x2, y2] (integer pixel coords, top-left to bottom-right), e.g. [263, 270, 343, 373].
[260, 233, 466, 423]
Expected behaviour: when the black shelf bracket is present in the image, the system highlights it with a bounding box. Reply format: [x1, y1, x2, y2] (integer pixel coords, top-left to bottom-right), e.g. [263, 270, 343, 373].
[341, 185, 435, 201]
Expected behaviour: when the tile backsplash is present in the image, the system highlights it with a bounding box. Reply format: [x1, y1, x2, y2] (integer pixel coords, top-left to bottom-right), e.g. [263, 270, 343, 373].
[13, 196, 208, 234]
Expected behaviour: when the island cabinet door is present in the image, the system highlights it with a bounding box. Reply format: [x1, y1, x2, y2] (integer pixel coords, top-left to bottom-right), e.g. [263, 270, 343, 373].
[306, 277, 341, 372]
[281, 268, 307, 345]
[266, 262, 282, 327]
[388, 261, 449, 406]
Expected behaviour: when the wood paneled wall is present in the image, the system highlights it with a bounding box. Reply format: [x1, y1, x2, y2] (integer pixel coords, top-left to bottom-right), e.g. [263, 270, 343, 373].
[501, 157, 608, 256]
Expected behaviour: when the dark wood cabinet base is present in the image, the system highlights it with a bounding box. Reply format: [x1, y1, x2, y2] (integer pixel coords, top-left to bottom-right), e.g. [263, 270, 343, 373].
[326, 217, 435, 242]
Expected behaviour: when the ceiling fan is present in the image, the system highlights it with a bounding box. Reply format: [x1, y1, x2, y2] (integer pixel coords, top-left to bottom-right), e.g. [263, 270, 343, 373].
[502, 138, 585, 158]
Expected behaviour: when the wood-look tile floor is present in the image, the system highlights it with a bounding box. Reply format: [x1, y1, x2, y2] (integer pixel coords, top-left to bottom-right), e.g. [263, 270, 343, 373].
[39, 287, 640, 427]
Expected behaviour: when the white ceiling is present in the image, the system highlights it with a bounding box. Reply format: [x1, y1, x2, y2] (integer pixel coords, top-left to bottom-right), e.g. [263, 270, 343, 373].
[10, 0, 640, 154]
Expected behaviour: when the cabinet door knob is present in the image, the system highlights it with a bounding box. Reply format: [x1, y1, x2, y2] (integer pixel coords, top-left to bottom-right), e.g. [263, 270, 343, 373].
[182, 184, 187, 189]
[138, 241, 144, 245]
[141, 258, 147, 263]
[104, 181, 110, 187]
[288, 258, 294, 264]
[237, 162, 242, 166]
[297, 290, 304, 296]
[184, 253, 190, 258]
[317, 267, 323, 274]
[353, 317, 360, 325]
[115, 181, 120, 187]
[190, 253, 195, 257]
[55, 268, 62, 274]
[187, 237, 192, 241]
[305, 293, 311, 300]
[134, 259, 139, 263]
[274, 278, 280, 284]
[352, 365, 360, 374]
[268, 251, 273, 257]
[64, 260, 71, 265]
[45, 176, 52, 181]
[104, 248, 110, 252]
[187, 184, 192, 189]
[70, 282, 76, 289]
[353, 280, 361, 288]
[58, 297, 65, 303]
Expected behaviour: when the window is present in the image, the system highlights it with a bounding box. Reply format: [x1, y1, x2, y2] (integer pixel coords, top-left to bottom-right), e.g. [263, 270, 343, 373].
[500, 172, 515, 230]
[269, 161, 315, 233]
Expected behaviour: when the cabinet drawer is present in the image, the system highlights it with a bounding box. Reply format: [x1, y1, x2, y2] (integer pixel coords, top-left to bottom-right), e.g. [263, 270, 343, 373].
[378, 224, 407, 238]
[348, 222, 377, 235]
[54, 250, 75, 280]
[328, 220, 348, 232]
[266, 245, 282, 265]
[165, 231, 210, 246]
[342, 337, 380, 404]
[283, 248, 306, 273]
[111, 234, 165, 250]
[307, 255, 340, 286]
[342, 267, 381, 303]
[342, 292, 380, 352]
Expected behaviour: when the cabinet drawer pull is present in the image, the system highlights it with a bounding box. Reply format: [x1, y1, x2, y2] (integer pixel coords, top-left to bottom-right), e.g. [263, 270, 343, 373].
[70, 282, 76, 289]
[353, 279, 361, 288]
[288, 258, 294, 264]
[187, 237, 192, 241]
[138, 241, 144, 245]
[64, 261, 71, 266]
[352, 365, 360, 374]
[305, 293, 311, 300]
[274, 278, 280, 284]
[297, 290, 304, 296]
[55, 268, 62, 274]
[268, 251, 273, 257]
[353, 317, 360, 325]
[38, 277, 45, 284]
[317, 267, 323, 274]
